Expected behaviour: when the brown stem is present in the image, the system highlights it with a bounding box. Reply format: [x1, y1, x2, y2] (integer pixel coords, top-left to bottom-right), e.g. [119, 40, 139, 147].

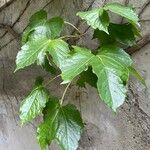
[45, 74, 61, 86]
[64, 21, 81, 34]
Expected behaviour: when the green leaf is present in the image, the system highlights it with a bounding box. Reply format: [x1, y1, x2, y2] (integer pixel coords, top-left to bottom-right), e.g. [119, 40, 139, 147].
[129, 66, 146, 86]
[46, 17, 64, 39]
[22, 10, 64, 44]
[109, 23, 136, 46]
[16, 36, 47, 71]
[91, 46, 131, 111]
[22, 10, 47, 44]
[25, 16, 64, 41]
[77, 8, 109, 33]
[16, 11, 66, 71]
[93, 23, 136, 47]
[104, 3, 139, 26]
[15, 36, 70, 71]
[37, 98, 84, 150]
[93, 29, 115, 46]
[77, 67, 97, 88]
[20, 81, 49, 125]
[29, 10, 47, 27]
[61, 46, 132, 111]
[47, 39, 70, 66]
[61, 46, 94, 83]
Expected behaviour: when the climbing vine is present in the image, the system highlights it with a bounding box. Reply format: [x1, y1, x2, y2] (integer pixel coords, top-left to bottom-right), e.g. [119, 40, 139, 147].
[15, 2, 145, 150]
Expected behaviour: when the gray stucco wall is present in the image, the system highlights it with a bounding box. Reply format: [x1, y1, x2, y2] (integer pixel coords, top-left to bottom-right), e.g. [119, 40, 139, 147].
[0, 0, 150, 150]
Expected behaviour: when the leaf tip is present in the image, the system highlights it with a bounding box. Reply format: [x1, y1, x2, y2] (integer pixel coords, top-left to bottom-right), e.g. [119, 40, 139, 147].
[105, 29, 109, 35]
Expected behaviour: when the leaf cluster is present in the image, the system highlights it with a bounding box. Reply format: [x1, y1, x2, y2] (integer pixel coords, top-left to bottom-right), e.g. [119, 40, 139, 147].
[15, 3, 145, 150]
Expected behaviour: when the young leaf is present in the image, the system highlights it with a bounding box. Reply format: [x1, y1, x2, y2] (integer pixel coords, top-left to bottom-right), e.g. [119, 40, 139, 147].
[29, 16, 64, 40]
[61, 46, 132, 111]
[16, 36, 70, 71]
[104, 3, 139, 27]
[37, 98, 84, 150]
[22, 10, 47, 44]
[16, 11, 67, 71]
[77, 8, 109, 34]
[22, 10, 64, 43]
[20, 82, 49, 125]
[129, 66, 146, 86]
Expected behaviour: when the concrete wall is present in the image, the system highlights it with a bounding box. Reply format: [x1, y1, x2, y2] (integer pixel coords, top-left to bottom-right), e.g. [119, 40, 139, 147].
[0, 0, 150, 150]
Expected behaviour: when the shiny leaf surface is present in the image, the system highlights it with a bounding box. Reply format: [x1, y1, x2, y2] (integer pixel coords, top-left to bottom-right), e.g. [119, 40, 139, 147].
[61, 46, 132, 110]
[77, 8, 109, 33]
[22, 10, 64, 43]
[37, 98, 84, 150]
[20, 83, 49, 125]
[104, 3, 139, 26]
[16, 37, 70, 71]
[16, 11, 66, 71]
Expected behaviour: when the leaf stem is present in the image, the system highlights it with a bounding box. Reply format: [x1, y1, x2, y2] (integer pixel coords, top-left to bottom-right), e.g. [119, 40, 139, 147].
[64, 21, 81, 34]
[59, 35, 80, 39]
[45, 74, 61, 86]
[60, 82, 71, 105]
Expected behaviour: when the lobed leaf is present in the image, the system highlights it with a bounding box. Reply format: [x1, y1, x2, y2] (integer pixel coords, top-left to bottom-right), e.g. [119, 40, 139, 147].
[22, 10, 64, 43]
[37, 98, 84, 150]
[61, 46, 133, 111]
[91, 46, 131, 111]
[104, 3, 139, 26]
[17, 5, 145, 150]
[61, 46, 94, 83]
[20, 82, 49, 125]
[22, 10, 47, 44]
[16, 11, 66, 71]
[77, 8, 109, 34]
[16, 36, 69, 71]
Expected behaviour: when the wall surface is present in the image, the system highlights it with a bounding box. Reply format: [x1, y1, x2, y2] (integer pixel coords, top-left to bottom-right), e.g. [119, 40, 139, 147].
[0, 0, 150, 150]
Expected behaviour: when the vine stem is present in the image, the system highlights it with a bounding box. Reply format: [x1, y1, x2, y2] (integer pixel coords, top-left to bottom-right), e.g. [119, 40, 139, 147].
[59, 35, 80, 39]
[59, 31, 87, 40]
[64, 21, 81, 34]
[60, 82, 71, 105]
[45, 74, 61, 86]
